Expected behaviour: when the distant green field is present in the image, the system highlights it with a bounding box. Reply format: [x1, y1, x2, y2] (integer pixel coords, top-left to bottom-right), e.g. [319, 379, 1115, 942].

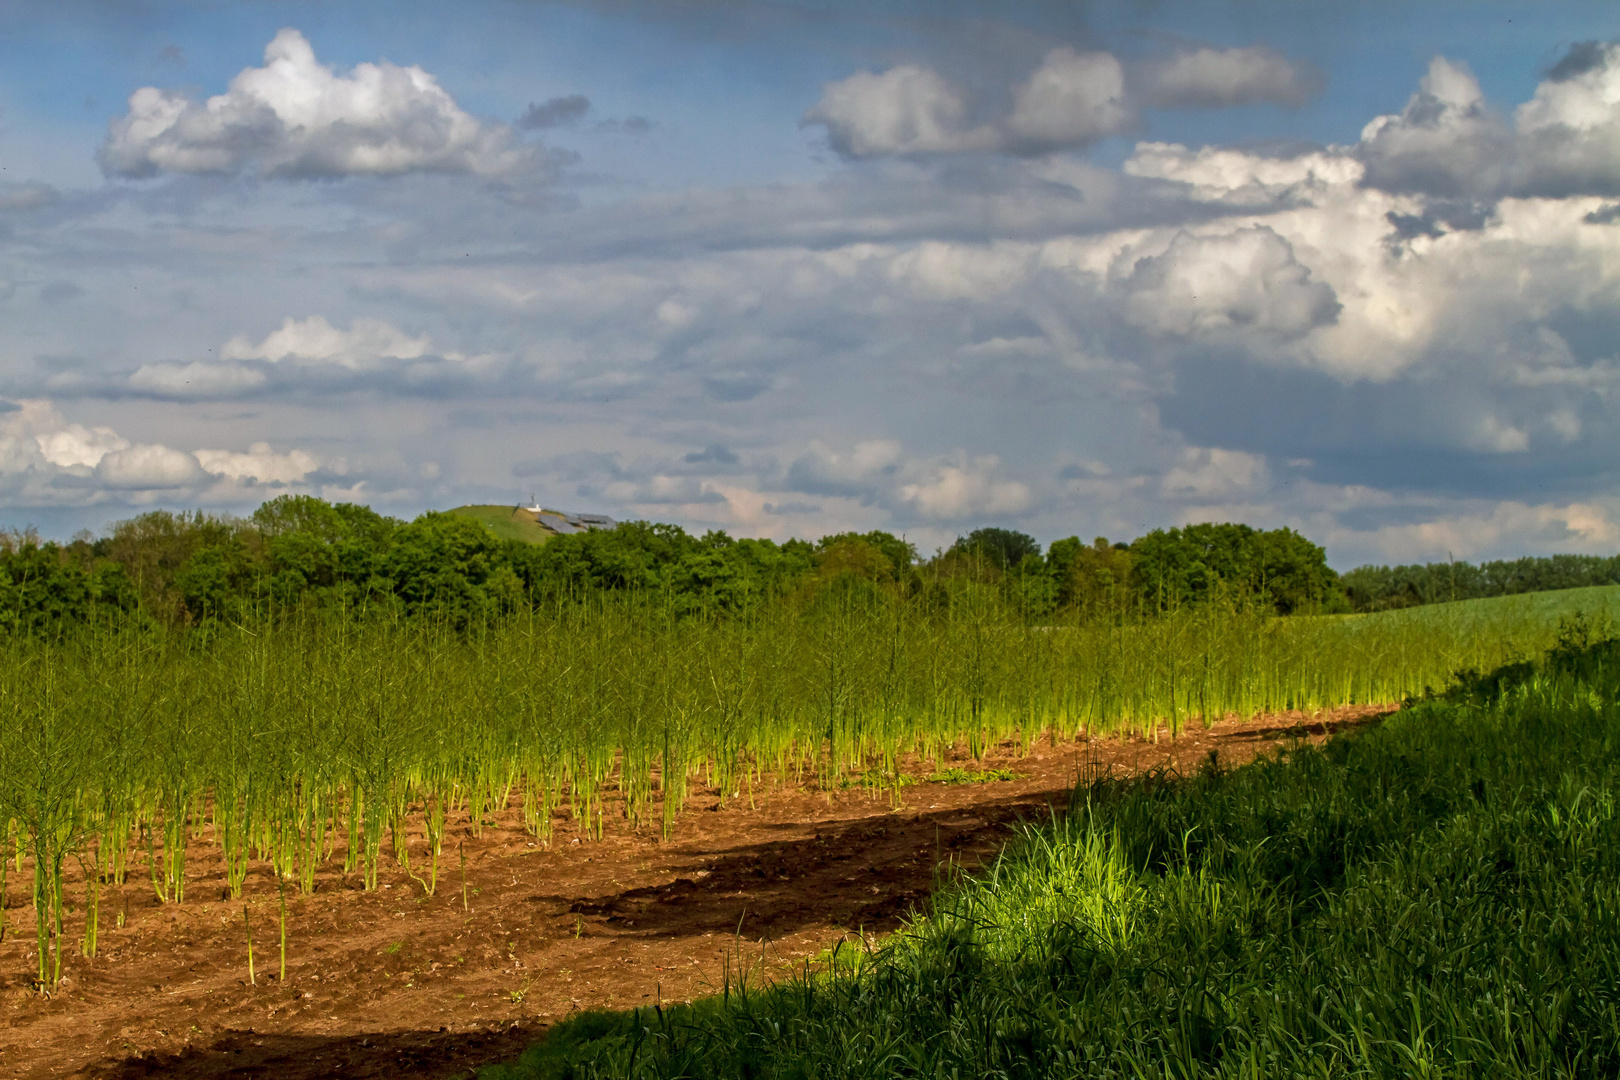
[1347, 583, 1620, 630]
[446, 504, 554, 544]
[1321, 585, 1620, 683]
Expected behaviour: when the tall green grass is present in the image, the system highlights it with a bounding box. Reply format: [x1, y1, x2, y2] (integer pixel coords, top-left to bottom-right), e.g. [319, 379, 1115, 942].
[0, 587, 1606, 988]
[485, 625, 1620, 1079]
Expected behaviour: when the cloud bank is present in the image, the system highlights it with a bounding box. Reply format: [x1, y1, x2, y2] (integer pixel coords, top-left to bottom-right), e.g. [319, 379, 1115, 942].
[4, 20, 1620, 567]
[805, 43, 1320, 158]
[0, 400, 332, 507]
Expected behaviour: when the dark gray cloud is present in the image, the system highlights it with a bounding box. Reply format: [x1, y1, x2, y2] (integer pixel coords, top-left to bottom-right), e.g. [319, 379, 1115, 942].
[1138, 46, 1323, 109]
[700, 372, 772, 402]
[1384, 199, 1496, 248]
[1548, 40, 1607, 81]
[1117, 226, 1340, 339]
[40, 280, 84, 305]
[1156, 333, 1620, 504]
[598, 115, 653, 133]
[684, 443, 739, 465]
[804, 40, 1323, 160]
[805, 48, 1136, 158]
[518, 94, 591, 130]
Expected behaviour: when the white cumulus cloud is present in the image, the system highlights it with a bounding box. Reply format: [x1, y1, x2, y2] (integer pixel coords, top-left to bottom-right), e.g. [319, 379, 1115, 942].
[1359, 43, 1620, 200]
[1125, 140, 1361, 206]
[1515, 41, 1620, 197]
[94, 445, 210, 490]
[1117, 225, 1341, 339]
[1160, 447, 1270, 499]
[784, 439, 905, 496]
[0, 400, 325, 505]
[896, 454, 1031, 520]
[783, 440, 1030, 521]
[195, 443, 323, 485]
[221, 315, 433, 367]
[1329, 500, 1620, 563]
[34, 414, 130, 470]
[100, 28, 528, 179]
[1465, 414, 1532, 454]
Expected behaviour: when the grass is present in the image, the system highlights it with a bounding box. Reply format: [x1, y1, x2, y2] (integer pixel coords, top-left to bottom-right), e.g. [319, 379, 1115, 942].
[481, 628, 1620, 1079]
[446, 504, 556, 545]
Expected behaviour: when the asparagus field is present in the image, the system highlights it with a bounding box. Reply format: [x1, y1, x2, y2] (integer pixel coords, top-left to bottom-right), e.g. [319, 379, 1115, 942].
[1, 588, 1614, 992]
[488, 615, 1620, 1080]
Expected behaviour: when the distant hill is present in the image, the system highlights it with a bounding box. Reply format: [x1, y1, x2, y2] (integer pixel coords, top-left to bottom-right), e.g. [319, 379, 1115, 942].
[446, 504, 556, 544]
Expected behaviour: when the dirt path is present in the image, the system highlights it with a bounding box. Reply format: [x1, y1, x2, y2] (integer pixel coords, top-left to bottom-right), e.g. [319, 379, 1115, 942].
[0, 705, 1392, 1079]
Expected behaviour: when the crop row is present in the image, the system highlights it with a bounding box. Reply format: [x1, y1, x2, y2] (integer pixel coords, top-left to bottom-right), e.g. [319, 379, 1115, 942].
[0, 588, 1600, 986]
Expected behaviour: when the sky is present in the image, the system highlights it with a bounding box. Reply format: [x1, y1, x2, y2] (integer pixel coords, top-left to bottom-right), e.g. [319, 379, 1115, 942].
[1, 0, 1619, 568]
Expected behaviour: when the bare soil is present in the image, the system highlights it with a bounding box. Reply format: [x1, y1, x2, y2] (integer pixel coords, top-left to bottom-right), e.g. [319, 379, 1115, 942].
[0, 705, 1392, 1079]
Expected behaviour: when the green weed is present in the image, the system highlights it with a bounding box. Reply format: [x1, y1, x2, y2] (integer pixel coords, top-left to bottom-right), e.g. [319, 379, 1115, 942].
[922, 767, 1023, 784]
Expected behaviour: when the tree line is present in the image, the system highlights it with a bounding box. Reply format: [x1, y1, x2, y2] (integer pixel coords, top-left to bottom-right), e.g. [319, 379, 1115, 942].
[8, 493, 1588, 633]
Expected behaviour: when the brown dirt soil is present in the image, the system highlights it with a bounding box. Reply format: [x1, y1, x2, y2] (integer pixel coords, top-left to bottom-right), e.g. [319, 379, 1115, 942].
[0, 704, 1393, 1079]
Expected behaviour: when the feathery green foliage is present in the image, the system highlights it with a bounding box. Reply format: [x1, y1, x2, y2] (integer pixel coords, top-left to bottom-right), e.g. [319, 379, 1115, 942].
[0, 586, 1604, 988]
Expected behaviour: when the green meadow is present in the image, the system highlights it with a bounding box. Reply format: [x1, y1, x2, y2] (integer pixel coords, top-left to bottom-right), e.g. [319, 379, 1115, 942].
[1342, 582, 1620, 629]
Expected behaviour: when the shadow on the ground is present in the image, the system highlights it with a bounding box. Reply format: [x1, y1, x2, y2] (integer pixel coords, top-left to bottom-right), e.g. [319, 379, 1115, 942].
[1211, 710, 1394, 745]
[548, 785, 1077, 940]
[539, 709, 1395, 944]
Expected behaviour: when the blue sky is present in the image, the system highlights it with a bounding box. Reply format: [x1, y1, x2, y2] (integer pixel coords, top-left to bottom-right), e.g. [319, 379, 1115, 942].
[1, 0, 1619, 566]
